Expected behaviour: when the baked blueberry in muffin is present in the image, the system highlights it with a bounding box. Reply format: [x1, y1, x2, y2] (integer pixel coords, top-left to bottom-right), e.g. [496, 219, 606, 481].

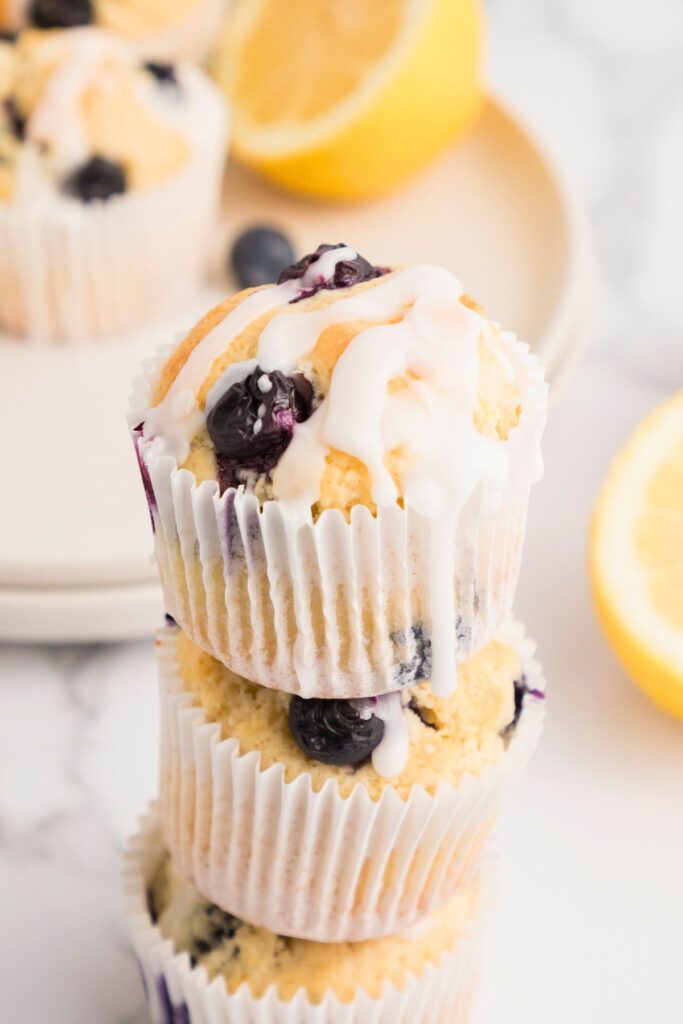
[171, 624, 534, 790]
[206, 367, 314, 492]
[134, 245, 546, 698]
[29, 0, 94, 29]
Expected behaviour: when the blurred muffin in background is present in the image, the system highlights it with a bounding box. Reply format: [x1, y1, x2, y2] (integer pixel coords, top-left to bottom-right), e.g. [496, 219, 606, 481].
[213, 0, 485, 199]
[0, 0, 228, 62]
[0, 28, 227, 340]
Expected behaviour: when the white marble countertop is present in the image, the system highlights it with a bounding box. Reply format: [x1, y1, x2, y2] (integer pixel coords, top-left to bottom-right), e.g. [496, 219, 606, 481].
[3, 2, 683, 1021]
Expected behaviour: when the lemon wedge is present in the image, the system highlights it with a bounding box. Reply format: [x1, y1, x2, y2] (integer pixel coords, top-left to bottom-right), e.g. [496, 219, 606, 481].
[590, 391, 683, 719]
[216, 0, 485, 199]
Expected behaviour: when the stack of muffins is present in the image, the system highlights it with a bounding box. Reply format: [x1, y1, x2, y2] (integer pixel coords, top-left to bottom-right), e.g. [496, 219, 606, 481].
[124, 243, 548, 1023]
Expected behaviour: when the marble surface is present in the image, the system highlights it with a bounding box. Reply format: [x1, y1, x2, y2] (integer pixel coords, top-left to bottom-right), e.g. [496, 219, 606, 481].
[3, 1, 683, 1021]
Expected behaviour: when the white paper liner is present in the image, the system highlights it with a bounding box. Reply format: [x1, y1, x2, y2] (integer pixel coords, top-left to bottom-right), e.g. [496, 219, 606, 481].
[157, 621, 544, 942]
[0, 67, 227, 342]
[124, 807, 491, 1024]
[123, 0, 230, 64]
[131, 334, 547, 698]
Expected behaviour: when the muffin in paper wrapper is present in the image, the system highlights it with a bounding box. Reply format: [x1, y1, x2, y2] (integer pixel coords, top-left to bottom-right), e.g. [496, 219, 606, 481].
[0, 66, 227, 342]
[131, 333, 547, 699]
[124, 807, 491, 1024]
[156, 621, 544, 942]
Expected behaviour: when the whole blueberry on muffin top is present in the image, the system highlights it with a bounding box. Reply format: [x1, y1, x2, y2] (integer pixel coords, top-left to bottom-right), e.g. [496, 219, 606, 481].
[206, 367, 314, 492]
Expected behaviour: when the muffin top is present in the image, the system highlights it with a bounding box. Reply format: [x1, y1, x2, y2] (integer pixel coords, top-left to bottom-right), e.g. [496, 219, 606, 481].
[149, 850, 479, 1003]
[0, 27, 220, 201]
[140, 244, 544, 522]
[1, 0, 198, 38]
[170, 624, 540, 800]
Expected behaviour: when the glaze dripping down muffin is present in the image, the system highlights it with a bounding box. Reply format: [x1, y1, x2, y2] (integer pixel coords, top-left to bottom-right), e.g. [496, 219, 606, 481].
[133, 244, 547, 697]
[143, 243, 533, 521]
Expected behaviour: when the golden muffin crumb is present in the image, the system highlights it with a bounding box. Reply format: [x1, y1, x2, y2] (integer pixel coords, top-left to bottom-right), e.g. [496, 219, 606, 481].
[173, 627, 519, 800]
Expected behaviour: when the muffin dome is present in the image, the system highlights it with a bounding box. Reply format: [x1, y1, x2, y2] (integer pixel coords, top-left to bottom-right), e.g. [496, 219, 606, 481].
[142, 243, 538, 521]
[173, 624, 532, 799]
[0, 28, 213, 201]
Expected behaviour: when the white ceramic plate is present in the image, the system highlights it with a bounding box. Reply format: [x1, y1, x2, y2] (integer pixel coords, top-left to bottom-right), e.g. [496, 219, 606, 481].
[0, 97, 593, 643]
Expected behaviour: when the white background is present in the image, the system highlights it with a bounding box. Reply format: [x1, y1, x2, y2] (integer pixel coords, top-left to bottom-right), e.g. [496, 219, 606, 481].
[2, 1, 683, 1021]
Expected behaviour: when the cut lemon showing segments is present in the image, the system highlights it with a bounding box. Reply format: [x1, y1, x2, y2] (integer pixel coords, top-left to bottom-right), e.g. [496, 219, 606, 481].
[590, 391, 683, 720]
[217, 0, 485, 199]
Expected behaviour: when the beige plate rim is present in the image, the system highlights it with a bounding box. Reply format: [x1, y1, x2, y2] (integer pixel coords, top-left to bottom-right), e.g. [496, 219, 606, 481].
[0, 95, 595, 641]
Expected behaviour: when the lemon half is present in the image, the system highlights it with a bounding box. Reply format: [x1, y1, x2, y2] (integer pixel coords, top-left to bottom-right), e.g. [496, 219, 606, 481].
[217, 0, 485, 199]
[590, 391, 683, 719]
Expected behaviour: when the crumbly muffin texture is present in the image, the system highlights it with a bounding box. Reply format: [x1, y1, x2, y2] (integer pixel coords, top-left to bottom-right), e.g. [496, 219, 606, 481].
[1, 0, 198, 38]
[149, 851, 479, 1003]
[172, 626, 520, 800]
[152, 267, 525, 518]
[0, 29, 193, 201]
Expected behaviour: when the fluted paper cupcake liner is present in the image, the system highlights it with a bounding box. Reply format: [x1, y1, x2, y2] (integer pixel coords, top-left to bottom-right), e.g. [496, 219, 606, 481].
[131, 334, 547, 698]
[124, 807, 491, 1024]
[157, 621, 544, 942]
[0, 68, 227, 342]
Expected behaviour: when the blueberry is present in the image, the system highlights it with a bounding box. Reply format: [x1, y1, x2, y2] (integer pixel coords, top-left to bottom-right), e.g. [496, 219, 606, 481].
[206, 366, 313, 492]
[171, 1002, 191, 1024]
[3, 97, 25, 141]
[155, 977, 174, 1023]
[278, 242, 387, 301]
[392, 625, 432, 686]
[289, 696, 385, 767]
[63, 156, 127, 202]
[187, 906, 240, 965]
[502, 676, 545, 739]
[164, 613, 177, 627]
[0, 31, 18, 43]
[205, 905, 240, 946]
[132, 424, 156, 528]
[230, 226, 296, 289]
[29, 0, 93, 27]
[144, 61, 179, 90]
[146, 884, 160, 924]
[407, 698, 438, 730]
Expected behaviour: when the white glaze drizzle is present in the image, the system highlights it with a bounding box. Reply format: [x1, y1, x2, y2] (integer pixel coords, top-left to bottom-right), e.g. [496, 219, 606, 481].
[144, 288, 294, 453]
[22, 28, 206, 183]
[147, 261, 541, 697]
[144, 248, 359, 457]
[27, 31, 123, 176]
[303, 244, 356, 285]
[371, 692, 409, 778]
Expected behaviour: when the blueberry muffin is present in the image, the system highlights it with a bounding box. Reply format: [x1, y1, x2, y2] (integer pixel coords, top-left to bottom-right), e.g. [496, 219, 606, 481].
[158, 621, 544, 941]
[0, 28, 226, 338]
[0, 30, 191, 199]
[0, 0, 227, 61]
[148, 849, 481, 1006]
[133, 245, 547, 697]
